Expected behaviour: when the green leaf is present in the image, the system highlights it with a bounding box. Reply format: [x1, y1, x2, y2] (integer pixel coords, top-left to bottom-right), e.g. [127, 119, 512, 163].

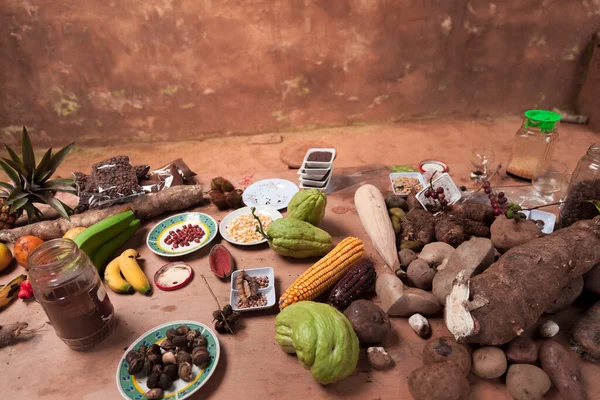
[2, 157, 28, 179]
[23, 203, 43, 224]
[33, 192, 73, 220]
[21, 127, 36, 178]
[0, 182, 14, 192]
[4, 144, 23, 168]
[42, 142, 75, 182]
[4, 187, 28, 204]
[9, 196, 28, 215]
[41, 179, 77, 194]
[34, 148, 53, 183]
[0, 159, 20, 185]
[587, 200, 600, 214]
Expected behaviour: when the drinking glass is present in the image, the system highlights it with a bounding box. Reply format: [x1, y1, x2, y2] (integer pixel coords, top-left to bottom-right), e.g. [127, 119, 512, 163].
[532, 160, 569, 196]
[470, 148, 495, 182]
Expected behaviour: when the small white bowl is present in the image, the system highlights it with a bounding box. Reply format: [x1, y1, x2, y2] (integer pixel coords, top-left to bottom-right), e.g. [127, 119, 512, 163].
[297, 165, 332, 180]
[416, 173, 461, 209]
[389, 172, 426, 197]
[219, 206, 282, 246]
[520, 210, 556, 234]
[302, 148, 336, 169]
[230, 267, 276, 312]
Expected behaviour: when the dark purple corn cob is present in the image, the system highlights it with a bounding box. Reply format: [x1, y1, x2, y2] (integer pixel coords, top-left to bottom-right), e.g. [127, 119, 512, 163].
[328, 261, 376, 310]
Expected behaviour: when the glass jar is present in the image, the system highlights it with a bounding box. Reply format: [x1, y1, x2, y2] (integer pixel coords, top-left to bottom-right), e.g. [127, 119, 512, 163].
[28, 239, 115, 350]
[507, 110, 561, 181]
[558, 144, 600, 228]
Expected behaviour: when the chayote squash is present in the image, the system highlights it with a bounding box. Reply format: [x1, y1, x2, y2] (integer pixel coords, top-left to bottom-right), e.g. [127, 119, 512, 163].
[275, 301, 359, 384]
[287, 189, 327, 226]
[266, 217, 332, 258]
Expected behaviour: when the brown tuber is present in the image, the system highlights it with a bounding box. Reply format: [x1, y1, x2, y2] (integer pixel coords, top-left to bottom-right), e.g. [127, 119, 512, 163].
[398, 248, 417, 269]
[571, 301, 600, 362]
[344, 300, 391, 344]
[545, 276, 584, 314]
[506, 337, 538, 364]
[540, 340, 587, 400]
[422, 337, 472, 376]
[471, 347, 507, 379]
[407, 259, 436, 290]
[367, 347, 393, 370]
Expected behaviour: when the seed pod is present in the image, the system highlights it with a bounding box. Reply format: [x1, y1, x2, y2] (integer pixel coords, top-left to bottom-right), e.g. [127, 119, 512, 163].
[146, 344, 162, 356]
[172, 335, 188, 348]
[185, 330, 199, 343]
[228, 312, 241, 323]
[162, 351, 177, 365]
[125, 350, 140, 364]
[142, 359, 154, 376]
[192, 348, 210, 368]
[178, 362, 194, 381]
[158, 373, 173, 390]
[146, 372, 160, 389]
[145, 388, 164, 400]
[192, 336, 207, 348]
[128, 357, 144, 375]
[223, 304, 233, 317]
[147, 353, 162, 365]
[151, 364, 164, 375]
[166, 328, 177, 341]
[176, 325, 190, 335]
[160, 339, 175, 351]
[212, 310, 222, 320]
[176, 351, 193, 365]
[163, 364, 178, 380]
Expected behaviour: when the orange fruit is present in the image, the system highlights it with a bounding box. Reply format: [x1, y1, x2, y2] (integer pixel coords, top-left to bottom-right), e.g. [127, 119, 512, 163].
[14, 235, 44, 268]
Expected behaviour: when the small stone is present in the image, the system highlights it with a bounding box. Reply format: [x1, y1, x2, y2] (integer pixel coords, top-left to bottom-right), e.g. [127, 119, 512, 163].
[367, 347, 393, 370]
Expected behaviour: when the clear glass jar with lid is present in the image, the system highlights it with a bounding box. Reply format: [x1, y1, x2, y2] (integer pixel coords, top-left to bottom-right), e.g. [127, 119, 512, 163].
[27, 238, 115, 350]
[506, 110, 561, 181]
[558, 144, 600, 228]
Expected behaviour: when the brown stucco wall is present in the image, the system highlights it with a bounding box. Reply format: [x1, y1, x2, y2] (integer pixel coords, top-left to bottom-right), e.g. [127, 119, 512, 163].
[1, 0, 599, 146]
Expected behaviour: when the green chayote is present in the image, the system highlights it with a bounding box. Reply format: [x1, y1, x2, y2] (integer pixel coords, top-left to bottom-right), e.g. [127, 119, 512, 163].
[287, 189, 327, 227]
[266, 218, 332, 258]
[275, 301, 359, 385]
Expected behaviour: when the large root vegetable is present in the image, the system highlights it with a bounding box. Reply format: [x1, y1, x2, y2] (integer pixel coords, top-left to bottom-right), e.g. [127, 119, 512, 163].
[434, 213, 465, 247]
[407, 208, 435, 246]
[448, 202, 495, 224]
[490, 215, 543, 253]
[571, 301, 600, 362]
[0, 185, 204, 242]
[583, 263, 600, 294]
[539, 340, 587, 400]
[446, 216, 600, 345]
[545, 276, 584, 314]
[376, 274, 440, 317]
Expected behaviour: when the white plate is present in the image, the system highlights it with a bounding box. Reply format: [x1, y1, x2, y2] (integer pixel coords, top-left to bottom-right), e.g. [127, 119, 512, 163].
[520, 210, 556, 234]
[389, 172, 426, 197]
[242, 179, 299, 210]
[219, 206, 283, 246]
[230, 267, 276, 312]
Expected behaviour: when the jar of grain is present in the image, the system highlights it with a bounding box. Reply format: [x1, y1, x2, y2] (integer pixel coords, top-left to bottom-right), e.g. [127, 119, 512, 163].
[558, 144, 600, 228]
[506, 110, 561, 181]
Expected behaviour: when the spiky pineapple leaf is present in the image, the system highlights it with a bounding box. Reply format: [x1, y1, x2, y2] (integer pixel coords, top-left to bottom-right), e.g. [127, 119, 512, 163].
[9, 197, 28, 215]
[34, 148, 53, 184]
[5, 187, 28, 205]
[587, 200, 600, 214]
[0, 182, 14, 192]
[2, 157, 28, 180]
[21, 127, 36, 178]
[33, 192, 72, 220]
[0, 159, 19, 186]
[41, 142, 75, 183]
[4, 144, 23, 169]
[23, 203, 43, 224]
[42, 178, 77, 194]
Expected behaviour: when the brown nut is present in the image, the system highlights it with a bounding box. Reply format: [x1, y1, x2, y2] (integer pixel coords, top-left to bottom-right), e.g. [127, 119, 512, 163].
[192, 336, 207, 348]
[176, 325, 190, 336]
[172, 335, 188, 348]
[142, 359, 154, 376]
[127, 357, 144, 375]
[162, 352, 177, 365]
[146, 344, 162, 356]
[151, 364, 164, 375]
[160, 339, 175, 351]
[178, 362, 194, 381]
[146, 372, 160, 389]
[145, 388, 164, 399]
[125, 350, 140, 364]
[176, 351, 193, 365]
[185, 330, 199, 342]
[166, 328, 177, 341]
[163, 364, 178, 380]
[158, 373, 173, 390]
[146, 353, 162, 365]
[192, 348, 210, 368]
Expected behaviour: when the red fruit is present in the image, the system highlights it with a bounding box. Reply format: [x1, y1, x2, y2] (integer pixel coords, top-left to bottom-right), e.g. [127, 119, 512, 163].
[436, 187, 444, 194]
[499, 197, 508, 204]
[440, 199, 448, 206]
[484, 187, 492, 194]
[492, 202, 500, 209]
[483, 181, 490, 188]
[20, 279, 32, 292]
[489, 195, 496, 202]
[424, 190, 432, 198]
[498, 192, 505, 198]
[493, 209, 501, 216]
[438, 193, 446, 200]
[431, 192, 439, 199]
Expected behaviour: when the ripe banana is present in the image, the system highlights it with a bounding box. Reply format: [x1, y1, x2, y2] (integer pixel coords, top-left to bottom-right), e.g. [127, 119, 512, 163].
[0, 274, 27, 311]
[73, 210, 135, 256]
[90, 219, 141, 274]
[119, 249, 152, 296]
[104, 258, 133, 294]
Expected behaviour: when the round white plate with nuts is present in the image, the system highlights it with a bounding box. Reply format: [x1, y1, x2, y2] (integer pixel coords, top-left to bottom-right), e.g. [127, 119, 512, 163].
[219, 206, 282, 246]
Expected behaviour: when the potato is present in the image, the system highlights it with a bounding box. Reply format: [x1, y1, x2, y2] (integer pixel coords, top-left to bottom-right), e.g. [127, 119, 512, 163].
[398, 248, 417, 270]
[490, 216, 543, 253]
[471, 346, 507, 379]
[408, 362, 470, 400]
[423, 336, 471, 377]
[539, 340, 587, 400]
[505, 337, 538, 364]
[418, 242, 455, 270]
[407, 259, 436, 290]
[506, 364, 551, 400]
[545, 276, 584, 314]
[583, 263, 600, 295]
[344, 300, 391, 344]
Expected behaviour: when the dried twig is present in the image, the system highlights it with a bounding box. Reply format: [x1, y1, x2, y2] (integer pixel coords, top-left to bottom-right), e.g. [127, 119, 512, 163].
[200, 274, 235, 335]
[463, 164, 502, 201]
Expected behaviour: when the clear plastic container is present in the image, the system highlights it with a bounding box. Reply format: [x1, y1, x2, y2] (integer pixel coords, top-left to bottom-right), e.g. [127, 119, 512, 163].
[506, 110, 561, 181]
[28, 239, 115, 350]
[558, 144, 600, 228]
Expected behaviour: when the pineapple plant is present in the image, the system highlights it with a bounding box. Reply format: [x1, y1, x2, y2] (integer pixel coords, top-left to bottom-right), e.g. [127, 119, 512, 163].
[0, 127, 76, 230]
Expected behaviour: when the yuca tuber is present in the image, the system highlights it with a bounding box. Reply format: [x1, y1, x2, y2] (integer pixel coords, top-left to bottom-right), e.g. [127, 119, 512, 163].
[461, 218, 491, 238]
[571, 301, 600, 362]
[0, 185, 204, 242]
[448, 202, 495, 224]
[406, 193, 423, 210]
[446, 216, 600, 345]
[545, 276, 584, 314]
[407, 208, 435, 246]
[434, 213, 465, 247]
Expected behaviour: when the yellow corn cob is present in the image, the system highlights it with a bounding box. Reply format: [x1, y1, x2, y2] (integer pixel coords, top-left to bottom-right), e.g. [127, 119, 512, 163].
[279, 237, 366, 309]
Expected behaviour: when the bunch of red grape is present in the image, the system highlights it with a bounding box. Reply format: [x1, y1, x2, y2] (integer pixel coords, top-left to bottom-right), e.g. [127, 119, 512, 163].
[424, 186, 448, 212]
[483, 181, 508, 216]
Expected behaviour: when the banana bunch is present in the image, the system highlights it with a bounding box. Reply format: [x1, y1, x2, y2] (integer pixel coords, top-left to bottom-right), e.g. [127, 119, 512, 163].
[0, 274, 27, 311]
[73, 210, 141, 273]
[104, 249, 152, 296]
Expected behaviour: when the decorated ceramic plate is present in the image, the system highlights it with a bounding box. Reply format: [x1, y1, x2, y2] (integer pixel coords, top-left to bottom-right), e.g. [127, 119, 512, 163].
[219, 206, 283, 246]
[116, 320, 220, 400]
[147, 213, 218, 257]
[242, 178, 299, 210]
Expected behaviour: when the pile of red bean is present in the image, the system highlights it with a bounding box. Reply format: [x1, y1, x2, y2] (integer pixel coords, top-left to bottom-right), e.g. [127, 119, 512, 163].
[164, 224, 206, 248]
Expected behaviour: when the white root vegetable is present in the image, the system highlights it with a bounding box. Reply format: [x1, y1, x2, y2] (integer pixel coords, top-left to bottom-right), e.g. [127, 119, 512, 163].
[418, 242, 455, 271]
[376, 274, 440, 317]
[408, 314, 431, 337]
[539, 321, 559, 338]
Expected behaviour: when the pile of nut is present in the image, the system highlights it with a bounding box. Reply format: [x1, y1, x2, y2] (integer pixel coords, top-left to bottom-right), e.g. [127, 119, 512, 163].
[164, 224, 206, 249]
[255, 276, 270, 288]
[126, 325, 211, 399]
[237, 293, 267, 308]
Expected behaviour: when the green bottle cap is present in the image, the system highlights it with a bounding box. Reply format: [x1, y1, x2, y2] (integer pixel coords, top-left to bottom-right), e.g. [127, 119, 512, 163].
[524, 110, 561, 133]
